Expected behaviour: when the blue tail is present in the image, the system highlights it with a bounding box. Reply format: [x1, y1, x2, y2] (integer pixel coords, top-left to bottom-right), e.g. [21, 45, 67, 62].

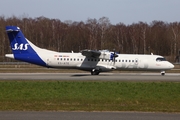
[6, 26, 46, 66]
[6, 26, 36, 54]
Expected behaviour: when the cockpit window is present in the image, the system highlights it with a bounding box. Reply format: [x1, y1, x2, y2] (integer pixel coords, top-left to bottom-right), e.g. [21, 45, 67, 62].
[156, 57, 166, 62]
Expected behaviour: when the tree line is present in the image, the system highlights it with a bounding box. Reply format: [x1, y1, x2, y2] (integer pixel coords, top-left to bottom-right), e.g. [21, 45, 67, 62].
[0, 16, 180, 62]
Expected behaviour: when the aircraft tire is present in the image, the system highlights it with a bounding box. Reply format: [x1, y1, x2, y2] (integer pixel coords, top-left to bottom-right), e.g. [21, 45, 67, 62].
[161, 71, 165, 76]
[161, 73, 165, 76]
[91, 70, 100, 75]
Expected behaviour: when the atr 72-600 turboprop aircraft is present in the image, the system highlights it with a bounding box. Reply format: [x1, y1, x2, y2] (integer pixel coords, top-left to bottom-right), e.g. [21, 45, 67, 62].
[5, 26, 174, 75]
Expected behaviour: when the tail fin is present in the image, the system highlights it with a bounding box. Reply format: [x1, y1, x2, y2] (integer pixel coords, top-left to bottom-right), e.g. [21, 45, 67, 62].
[6, 26, 36, 54]
[5, 26, 46, 66]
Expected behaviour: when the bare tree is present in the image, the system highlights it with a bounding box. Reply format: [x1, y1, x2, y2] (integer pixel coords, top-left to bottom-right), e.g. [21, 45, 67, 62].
[170, 22, 180, 56]
[111, 23, 127, 53]
[86, 18, 99, 49]
[98, 17, 111, 49]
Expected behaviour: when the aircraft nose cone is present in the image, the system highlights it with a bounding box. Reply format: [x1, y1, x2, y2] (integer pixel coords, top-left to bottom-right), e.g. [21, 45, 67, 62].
[169, 63, 174, 69]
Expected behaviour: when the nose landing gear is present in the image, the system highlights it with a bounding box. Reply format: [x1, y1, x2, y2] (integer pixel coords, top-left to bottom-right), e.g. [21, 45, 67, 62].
[161, 71, 165, 76]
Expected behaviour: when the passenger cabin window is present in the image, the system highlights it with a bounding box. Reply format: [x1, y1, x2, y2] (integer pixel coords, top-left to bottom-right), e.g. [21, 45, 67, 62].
[156, 57, 166, 62]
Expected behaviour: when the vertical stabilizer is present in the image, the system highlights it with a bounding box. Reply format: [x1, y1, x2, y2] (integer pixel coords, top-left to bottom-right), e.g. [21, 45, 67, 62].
[5, 26, 46, 66]
[6, 26, 37, 54]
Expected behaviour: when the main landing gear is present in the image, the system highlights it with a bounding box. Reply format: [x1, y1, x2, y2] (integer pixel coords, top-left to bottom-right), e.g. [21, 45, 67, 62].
[91, 69, 100, 75]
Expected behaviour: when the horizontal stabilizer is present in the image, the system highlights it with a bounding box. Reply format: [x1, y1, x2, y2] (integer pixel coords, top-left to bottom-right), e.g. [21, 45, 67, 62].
[6, 26, 20, 32]
[5, 54, 14, 59]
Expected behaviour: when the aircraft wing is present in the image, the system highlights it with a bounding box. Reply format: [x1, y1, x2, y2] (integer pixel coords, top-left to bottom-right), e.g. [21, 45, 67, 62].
[81, 49, 101, 58]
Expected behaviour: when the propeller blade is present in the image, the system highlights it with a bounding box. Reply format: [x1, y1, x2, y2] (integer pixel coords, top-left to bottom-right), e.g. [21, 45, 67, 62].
[112, 49, 118, 64]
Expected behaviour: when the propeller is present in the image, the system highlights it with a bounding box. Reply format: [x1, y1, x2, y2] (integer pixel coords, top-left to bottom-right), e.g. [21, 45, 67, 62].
[111, 49, 118, 64]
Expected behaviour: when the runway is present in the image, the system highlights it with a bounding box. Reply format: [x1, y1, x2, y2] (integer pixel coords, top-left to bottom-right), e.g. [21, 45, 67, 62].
[0, 111, 180, 120]
[0, 73, 180, 81]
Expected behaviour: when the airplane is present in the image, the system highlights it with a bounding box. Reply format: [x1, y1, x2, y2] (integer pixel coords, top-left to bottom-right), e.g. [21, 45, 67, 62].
[5, 26, 174, 76]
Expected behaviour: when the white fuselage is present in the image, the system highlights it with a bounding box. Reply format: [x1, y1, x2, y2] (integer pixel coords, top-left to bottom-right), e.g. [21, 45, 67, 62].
[39, 51, 174, 72]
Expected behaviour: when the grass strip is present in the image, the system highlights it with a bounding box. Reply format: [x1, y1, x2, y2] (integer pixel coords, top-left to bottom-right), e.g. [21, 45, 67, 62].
[0, 81, 180, 112]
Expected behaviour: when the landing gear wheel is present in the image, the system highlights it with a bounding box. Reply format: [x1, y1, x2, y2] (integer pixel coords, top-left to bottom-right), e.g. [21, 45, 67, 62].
[161, 71, 165, 76]
[91, 69, 100, 75]
[161, 73, 165, 76]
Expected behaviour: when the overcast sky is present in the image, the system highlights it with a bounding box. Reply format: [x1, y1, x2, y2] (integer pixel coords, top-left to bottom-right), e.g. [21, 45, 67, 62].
[0, 0, 179, 25]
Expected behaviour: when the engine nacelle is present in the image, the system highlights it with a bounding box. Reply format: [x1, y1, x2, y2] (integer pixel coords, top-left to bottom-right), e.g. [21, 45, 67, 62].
[81, 49, 118, 60]
[99, 50, 118, 60]
[99, 52, 111, 60]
